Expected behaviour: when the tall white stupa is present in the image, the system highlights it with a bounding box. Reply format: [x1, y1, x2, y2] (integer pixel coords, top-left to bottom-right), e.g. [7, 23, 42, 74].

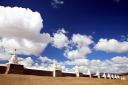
[53, 63, 56, 77]
[75, 65, 80, 78]
[9, 49, 18, 64]
[87, 69, 91, 78]
[96, 71, 100, 78]
[107, 73, 111, 79]
[6, 49, 24, 74]
[102, 73, 106, 79]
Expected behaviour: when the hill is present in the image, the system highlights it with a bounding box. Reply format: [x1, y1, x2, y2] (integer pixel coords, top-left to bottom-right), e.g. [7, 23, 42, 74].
[0, 74, 127, 85]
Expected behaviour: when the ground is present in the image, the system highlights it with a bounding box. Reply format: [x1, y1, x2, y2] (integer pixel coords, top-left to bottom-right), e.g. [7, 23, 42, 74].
[0, 74, 127, 85]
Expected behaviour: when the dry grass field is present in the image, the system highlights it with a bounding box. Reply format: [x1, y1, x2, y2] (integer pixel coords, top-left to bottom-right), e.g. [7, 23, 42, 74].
[0, 74, 128, 85]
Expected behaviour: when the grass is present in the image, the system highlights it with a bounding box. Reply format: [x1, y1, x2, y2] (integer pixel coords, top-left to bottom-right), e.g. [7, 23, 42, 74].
[0, 74, 127, 85]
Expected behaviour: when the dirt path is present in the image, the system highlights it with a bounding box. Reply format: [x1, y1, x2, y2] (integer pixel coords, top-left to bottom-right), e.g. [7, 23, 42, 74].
[0, 74, 127, 85]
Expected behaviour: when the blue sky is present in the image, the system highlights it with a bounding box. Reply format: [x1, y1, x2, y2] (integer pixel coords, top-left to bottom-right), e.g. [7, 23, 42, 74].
[0, 0, 128, 73]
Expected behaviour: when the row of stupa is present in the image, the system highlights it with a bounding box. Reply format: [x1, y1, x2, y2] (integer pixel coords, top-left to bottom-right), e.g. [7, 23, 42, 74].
[5, 49, 126, 80]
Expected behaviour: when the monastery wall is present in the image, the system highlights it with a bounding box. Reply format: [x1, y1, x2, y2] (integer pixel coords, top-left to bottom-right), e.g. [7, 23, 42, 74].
[24, 68, 53, 76]
[0, 66, 6, 74]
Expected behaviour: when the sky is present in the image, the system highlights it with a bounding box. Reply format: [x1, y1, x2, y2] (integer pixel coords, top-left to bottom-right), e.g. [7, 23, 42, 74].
[0, 0, 128, 73]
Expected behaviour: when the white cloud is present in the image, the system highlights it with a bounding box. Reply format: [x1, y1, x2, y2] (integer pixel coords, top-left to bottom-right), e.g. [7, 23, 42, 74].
[0, 6, 46, 42]
[0, 37, 48, 55]
[38, 56, 53, 63]
[63, 56, 128, 73]
[64, 34, 93, 60]
[72, 34, 93, 47]
[63, 59, 102, 73]
[19, 57, 34, 67]
[92, 56, 128, 73]
[95, 38, 128, 53]
[105, 56, 128, 73]
[0, 6, 52, 59]
[52, 29, 69, 49]
[65, 59, 89, 66]
[64, 47, 91, 60]
[0, 53, 10, 61]
[34, 56, 62, 71]
[111, 56, 128, 64]
[51, 0, 64, 8]
[90, 59, 103, 67]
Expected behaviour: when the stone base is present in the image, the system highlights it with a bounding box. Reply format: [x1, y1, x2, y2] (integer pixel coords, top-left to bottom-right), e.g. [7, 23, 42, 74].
[5, 64, 24, 74]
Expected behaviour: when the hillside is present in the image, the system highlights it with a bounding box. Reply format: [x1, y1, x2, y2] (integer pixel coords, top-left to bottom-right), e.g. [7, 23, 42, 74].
[0, 74, 127, 85]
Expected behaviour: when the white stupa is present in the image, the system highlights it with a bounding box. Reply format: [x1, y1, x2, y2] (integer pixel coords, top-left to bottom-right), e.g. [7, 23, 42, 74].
[9, 49, 18, 64]
[87, 69, 91, 78]
[75, 65, 79, 78]
[117, 75, 120, 79]
[102, 73, 106, 79]
[114, 74, 117, 79]
[107, 73, 111, 79]
[111, 74, 114, 79]
[53, 63, 57, 77]
[96, 71, 100, 78]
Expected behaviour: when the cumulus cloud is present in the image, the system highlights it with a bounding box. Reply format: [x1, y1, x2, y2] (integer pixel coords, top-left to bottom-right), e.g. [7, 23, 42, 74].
[0, 53, 10, 61]
[52, 29, 69, 49]
[0, 38, 48, 55]
[72, 34, 93, 47]
[31, 56, 61, 71]
[0, 6, 47, 42]
[63, 56, 128, 73]
[64, 47, 91, 60]
[94, 38, 128, 53]
[65, 59, 89, 66]
[19, 57, 34, 67]
[38, 56, 53, 63]
[63, 59, 101, 73]
[105, 56, 128, 73]
[111, 56, 128, 64]
[64, 34, 93, 60]
[92, 56, 128, 73]
[0, 6, 52, 58]
[51, 0, 64, 8]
